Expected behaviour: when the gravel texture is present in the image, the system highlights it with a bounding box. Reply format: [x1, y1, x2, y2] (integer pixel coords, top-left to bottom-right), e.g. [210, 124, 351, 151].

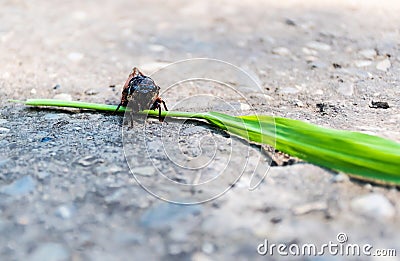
[1, 0, 399, 260]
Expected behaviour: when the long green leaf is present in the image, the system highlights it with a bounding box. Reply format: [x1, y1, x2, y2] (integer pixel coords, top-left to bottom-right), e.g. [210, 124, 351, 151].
[9, 99, 400, 185]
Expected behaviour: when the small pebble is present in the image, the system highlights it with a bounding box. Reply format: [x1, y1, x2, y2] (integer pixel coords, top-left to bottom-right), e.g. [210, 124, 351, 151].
[53, 84, 61, 90]
[76, 156, 104, 167]
[30, 243, 70, 261]
[67, 52, 84, 62]
[55, 205, 73, 219]
[0, 175, 36, 197]
[285, 18, 296, 26]
[292, 201, 327, 215]
[40, 137, 53, 142]
[272, 47, 291, 56]
[270, 216, 282, 224]
[17, 215, 30, 225]
[337, 83, 354, 96]
[149, 44, 166, 52]
[131, 166, 155, 177]
[44, 113, 63, 120]
[376, 58, 391, 71]
[309, 60, 327, 69]
[237, 40, 246, 47]
[168, 244, 184, 255]
[278, 87, 300, 94]
[370, 101, 389, 109]
[2, 72, 10, 78]
[0, 158, 10, 168]
[351, 193, 395, 219]
[314, 89, 324, 95]
[364, 183, 373, 191]
[140, 203, 201, 229]
[302, 47, 318, 56]
[306, 41, 331, 51]
[192, 252, 212, 261]
[294, 100, 304, 107]
[0, 127, 10, 134]
[104, 189, 127, 203]
[169, 225, 190, 242]
[182, 126, 206, 135]
[304, 55, 318, 62]
[331, 173, 350, 183]
[36, 171, 50, 180]
[30, 88, 37, 94]
[113, 231, 143, 246]
[300, 21, 315, 31]
[201, 242, 215, 254]
[72, 11, 87, 21]
[358, 49, 377, 60]
[84, 89, 98, 95]
[249, 93, 274, 101]
[354, 60, 372, 67]
[240, 103, 251, 111]
[53, 93, 72, 101]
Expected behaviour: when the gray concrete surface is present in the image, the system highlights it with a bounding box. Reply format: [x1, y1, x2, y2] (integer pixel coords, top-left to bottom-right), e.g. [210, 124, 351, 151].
[1, 0, 399, 260]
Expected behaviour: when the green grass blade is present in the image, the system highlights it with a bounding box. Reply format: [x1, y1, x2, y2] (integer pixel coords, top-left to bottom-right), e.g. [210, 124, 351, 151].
[239, 115, 400, 184]
[10, 99, 400, 184]
[10, 99, 128, 112]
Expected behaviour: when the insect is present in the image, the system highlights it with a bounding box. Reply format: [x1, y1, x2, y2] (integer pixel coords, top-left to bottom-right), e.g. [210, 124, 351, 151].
[115, 67, 168, 125]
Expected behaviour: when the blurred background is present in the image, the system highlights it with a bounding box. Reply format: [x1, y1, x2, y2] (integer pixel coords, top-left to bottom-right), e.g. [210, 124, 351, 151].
[1, 1, 400, 114]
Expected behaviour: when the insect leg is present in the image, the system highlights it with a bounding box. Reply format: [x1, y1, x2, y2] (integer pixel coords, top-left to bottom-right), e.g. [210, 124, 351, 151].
[150, 98, 165, 122]
[161, 100, 168, 111]
[132, 67, 145, 77]
[114, 103, 122, 114]
[130, 111, 134, 128]
[150, 99, 159, 110]
[158, 104, 164, 122]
